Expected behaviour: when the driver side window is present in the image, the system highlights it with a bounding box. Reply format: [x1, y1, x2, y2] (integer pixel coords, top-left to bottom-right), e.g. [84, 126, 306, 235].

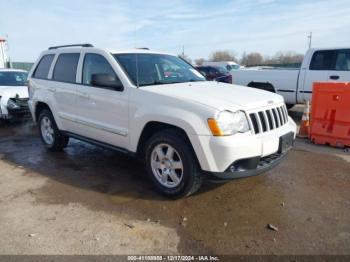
[82, 53, 122, 88]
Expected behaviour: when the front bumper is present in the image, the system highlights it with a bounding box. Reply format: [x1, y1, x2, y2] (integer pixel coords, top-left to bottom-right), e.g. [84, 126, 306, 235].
[189, 116, 297, 174]
[206, 150, 289, 182]
[6, 98, 31, 120]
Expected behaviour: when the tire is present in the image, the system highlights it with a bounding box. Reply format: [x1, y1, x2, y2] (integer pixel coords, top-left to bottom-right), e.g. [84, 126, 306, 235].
[144, 129, 202, 198]
[38, 109, 69, 151]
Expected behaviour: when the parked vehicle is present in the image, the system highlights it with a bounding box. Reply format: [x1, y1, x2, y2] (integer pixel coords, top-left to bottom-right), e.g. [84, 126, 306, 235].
[0, 69, 29, 120]
[231, 48, 350, 108]
[202, 61, 240, 71]
[195, 65, 232, 83]
[28, 44, 296, 197]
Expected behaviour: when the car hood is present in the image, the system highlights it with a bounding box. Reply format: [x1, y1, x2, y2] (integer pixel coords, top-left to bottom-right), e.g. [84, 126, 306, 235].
[0, 86, 29, 99]
[142, 81, 284, 111]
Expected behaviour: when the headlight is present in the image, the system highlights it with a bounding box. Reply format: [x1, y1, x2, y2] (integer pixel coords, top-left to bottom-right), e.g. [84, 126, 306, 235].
[208, 110, 250, 136]
[7, 99, 20, 110]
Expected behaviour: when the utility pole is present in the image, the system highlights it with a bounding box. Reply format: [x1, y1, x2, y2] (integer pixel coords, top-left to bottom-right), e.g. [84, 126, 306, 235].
[0, 37, 6, 68]
[182, 45, 185, 57]
[307, 32, 312, 49]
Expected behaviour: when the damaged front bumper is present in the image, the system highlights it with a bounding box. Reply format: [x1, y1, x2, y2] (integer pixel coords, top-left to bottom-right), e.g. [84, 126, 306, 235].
[1, 97, 31, 120]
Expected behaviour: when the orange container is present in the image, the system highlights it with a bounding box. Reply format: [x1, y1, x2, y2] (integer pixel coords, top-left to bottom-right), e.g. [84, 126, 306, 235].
[310, 82, 350, 148]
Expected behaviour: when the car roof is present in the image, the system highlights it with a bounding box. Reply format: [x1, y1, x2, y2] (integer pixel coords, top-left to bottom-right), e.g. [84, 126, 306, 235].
[0, 68, 28, 73]
[309, 47, 350, 52]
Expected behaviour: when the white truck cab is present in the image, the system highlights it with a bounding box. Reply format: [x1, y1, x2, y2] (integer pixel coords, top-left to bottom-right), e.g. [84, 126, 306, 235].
[232, 48, 350, 108]
[28, 44, 296, 198]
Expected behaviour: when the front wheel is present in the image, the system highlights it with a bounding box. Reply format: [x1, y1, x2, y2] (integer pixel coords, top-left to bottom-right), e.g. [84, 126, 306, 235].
[38, 109, 69, 151]
[144, 129, 202, 198]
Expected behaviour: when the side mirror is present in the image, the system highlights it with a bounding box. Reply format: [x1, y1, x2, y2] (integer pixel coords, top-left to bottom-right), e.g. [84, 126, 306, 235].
[91, 74, 124, 91]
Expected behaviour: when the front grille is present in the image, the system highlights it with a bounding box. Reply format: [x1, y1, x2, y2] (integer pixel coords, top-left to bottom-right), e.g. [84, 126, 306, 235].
[249, 105, 289, 134]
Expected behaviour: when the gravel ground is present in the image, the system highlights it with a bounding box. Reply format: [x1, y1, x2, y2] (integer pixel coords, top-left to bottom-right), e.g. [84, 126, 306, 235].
[0, 107, 349, 255]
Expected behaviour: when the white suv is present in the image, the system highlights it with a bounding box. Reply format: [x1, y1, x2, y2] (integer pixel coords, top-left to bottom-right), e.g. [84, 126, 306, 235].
[28, 44, 297, 198]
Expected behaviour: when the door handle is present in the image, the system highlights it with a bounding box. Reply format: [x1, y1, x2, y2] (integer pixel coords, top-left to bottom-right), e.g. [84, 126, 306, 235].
[78, 92, 90, 98]
[330, 75, 339, 80]
[48, 87, 56, 92]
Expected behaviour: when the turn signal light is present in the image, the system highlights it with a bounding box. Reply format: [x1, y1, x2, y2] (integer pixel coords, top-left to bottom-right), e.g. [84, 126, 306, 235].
[207, 119, 223, 136]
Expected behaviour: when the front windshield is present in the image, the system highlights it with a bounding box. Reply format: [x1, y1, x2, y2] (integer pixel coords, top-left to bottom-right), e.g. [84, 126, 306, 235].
[114, 53, 206, 87]
[0, 71, 28, 86]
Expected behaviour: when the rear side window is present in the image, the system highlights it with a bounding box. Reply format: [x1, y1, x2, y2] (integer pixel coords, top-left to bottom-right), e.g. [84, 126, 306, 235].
[309, 50, 336, 70]
[53, 53, 80, 83]
[335, 49, 350, 71]
[33, 54, 55, 79]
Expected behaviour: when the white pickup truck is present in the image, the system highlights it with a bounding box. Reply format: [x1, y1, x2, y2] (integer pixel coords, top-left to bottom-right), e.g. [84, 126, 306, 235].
[231, 48, 350, 108]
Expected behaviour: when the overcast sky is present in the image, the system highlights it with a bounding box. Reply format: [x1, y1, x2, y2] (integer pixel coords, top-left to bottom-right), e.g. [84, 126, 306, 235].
[1, 0, 349, 62]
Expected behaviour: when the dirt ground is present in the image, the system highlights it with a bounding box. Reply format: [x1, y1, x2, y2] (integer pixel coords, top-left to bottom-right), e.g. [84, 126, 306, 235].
[0, 106, 349, 255]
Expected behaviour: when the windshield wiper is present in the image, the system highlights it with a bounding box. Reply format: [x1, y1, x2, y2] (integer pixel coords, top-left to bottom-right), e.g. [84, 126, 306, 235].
[188, 79, 205, 82]
[139, 80, 184, 86]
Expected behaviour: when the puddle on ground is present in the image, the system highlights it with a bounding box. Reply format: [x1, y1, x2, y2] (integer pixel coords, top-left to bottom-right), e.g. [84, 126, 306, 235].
[109, 189, 142, 204]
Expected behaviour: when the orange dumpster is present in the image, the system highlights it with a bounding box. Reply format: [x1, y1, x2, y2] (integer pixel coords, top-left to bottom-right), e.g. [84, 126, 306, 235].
[310, 82, 350, 148]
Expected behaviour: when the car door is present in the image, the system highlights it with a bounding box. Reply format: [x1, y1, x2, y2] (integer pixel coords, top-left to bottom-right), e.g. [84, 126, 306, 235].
[50, 52, 81, 133]
[75, 52, 129, 149]
[331, 49, 350, 82]
[301, 50, 332, 102]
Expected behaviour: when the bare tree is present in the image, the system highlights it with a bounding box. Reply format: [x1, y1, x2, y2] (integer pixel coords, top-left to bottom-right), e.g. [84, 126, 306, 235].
[265, 51, 304, 64]
[240, 52, 263, 66]
[210, 50, 237, 62]
[240, 51, 305, 66]
[194, 58, 205, 66]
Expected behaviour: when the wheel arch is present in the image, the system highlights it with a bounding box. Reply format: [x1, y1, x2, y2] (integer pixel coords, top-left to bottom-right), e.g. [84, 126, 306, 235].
[247, 81, 276, 93]
[136, 121, 195, 157]
[35, 101, 52, 122]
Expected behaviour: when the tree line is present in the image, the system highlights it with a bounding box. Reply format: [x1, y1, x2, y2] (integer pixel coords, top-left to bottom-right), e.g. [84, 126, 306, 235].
[186, 50, 304, 67]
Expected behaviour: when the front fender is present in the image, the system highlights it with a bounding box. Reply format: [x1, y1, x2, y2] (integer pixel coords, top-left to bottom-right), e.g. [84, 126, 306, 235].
[129, 106, 212, 152]
[127, 86, 217, 152]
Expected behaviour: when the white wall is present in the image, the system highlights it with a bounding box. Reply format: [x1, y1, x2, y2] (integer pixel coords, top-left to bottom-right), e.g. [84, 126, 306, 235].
[0, 41, 8, 68]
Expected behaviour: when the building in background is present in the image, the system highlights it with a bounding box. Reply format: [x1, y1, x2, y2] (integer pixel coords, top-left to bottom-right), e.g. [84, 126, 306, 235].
[0, 37, 33, 71]
[0, 37, 10, 68]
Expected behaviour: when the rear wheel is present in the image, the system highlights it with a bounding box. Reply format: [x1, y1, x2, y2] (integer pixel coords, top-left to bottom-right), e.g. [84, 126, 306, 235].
[144, 129, 202, 198]
[38, 109, 69, 151]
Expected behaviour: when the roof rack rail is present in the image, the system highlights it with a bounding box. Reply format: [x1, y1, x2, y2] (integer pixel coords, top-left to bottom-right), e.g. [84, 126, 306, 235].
[137, 47, 150, 50]
[48, 43, 94, 50]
